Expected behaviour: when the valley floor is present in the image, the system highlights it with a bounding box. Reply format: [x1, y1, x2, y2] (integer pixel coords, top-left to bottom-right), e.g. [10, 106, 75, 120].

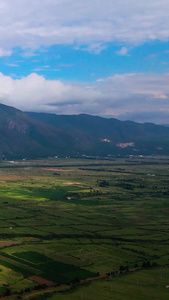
[0, 156, 168, 299]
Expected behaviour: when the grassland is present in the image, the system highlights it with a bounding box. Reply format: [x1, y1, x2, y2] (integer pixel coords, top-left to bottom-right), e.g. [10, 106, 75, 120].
[0, 156, 168, 299]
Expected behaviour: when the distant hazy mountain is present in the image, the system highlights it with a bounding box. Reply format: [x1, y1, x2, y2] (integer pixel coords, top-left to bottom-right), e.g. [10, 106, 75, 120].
[161, 124, 169, 127]
[27, 112, 169, 157]
[0, 102, 169, 158]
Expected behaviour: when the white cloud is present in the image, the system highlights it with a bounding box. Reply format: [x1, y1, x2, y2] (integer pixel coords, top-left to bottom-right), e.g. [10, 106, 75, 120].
[5, 63, 19, 67]
[75, 43, 107, 54]
[0, 73, 104, 113]
[22, 51, 39, 58]
[0, 72, 169, 123]
[116, 47, 128, 56]
[0, 1, 168, 54]
[0, 48, 12, 57]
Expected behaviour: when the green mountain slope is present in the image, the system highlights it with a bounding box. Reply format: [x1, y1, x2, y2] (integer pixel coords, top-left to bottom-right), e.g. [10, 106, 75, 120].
[27, 112, 169, 156]
[0, 102, 169, 158]
[0, 104, 74, 158]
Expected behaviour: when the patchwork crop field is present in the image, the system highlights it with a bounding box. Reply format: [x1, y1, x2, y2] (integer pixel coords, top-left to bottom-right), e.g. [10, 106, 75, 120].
[0, 156, 168, 299]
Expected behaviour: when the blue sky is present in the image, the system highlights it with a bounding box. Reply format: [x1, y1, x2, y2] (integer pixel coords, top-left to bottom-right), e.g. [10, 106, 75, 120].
[0, 0, 169, 123]
[3, 41, 169, 81]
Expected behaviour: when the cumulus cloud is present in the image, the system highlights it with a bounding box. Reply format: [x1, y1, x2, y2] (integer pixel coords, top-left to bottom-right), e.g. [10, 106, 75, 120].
[0, 72, 169, 123]
[0, 73, 104, 113]
[0, 1, 169, 53]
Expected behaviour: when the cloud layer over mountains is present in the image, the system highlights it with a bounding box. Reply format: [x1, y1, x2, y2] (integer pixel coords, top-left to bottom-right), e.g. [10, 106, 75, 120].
[0, 72, 168, 123]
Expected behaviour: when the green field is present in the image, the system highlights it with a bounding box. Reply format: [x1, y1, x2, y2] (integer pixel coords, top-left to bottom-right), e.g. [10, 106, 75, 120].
[0, 156, 168, 299]
[47, 267, 169, 300]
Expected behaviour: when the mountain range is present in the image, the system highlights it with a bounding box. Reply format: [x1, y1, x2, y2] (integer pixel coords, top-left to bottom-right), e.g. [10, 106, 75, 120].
[0, 103, 169, 158]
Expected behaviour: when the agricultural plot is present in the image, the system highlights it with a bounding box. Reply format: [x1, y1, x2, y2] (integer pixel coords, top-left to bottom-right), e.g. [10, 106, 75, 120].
[0, 251, 95, 284]
[0, 157, 168, 298]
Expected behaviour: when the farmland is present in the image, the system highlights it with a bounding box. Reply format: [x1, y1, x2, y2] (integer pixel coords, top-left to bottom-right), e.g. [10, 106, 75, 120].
[0, 156, 168, 299]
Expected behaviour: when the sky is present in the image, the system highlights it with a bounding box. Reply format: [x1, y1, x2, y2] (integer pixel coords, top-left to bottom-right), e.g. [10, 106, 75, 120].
[0, 1, 169, 123]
